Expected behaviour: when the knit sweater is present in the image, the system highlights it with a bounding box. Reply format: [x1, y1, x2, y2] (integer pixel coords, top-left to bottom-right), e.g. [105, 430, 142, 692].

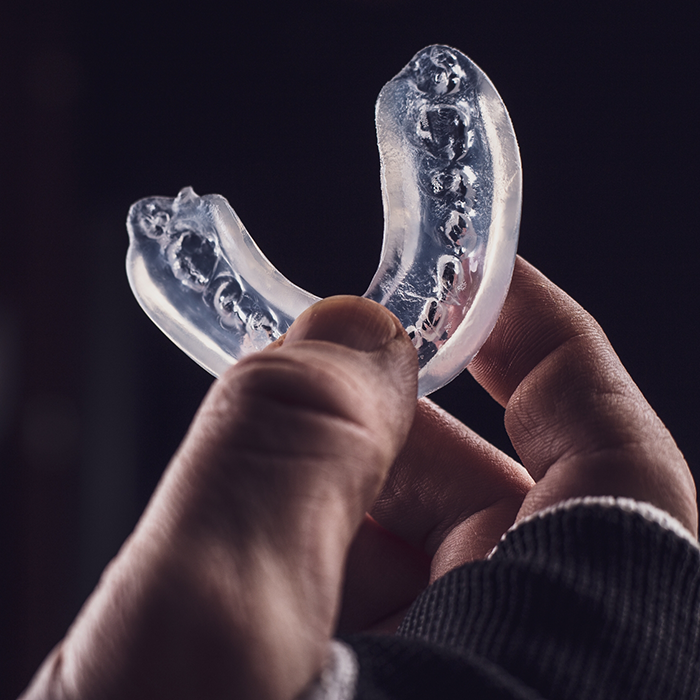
[305, 497, 700, 699]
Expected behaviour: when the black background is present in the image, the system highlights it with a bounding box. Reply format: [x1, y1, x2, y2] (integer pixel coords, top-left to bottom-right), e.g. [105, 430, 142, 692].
[1, 1, 697, 696]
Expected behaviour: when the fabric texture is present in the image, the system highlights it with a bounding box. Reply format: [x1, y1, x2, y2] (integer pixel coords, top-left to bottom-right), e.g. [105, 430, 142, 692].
[299, 641, 359, 700]
[340, 498, 700, 699]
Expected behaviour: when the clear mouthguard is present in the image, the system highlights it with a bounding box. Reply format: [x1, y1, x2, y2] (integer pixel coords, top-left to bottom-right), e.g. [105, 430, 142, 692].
[126, 45, 522, 397]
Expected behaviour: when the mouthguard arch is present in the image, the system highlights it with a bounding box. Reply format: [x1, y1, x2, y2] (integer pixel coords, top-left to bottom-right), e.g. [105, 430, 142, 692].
[126, 45, 522, 397]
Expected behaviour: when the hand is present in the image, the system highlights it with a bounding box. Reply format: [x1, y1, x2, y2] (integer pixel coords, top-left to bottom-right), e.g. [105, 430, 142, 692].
[22, 259, 697, 700]
[23, 296, 419, 700]
[340, 257, 698, 632]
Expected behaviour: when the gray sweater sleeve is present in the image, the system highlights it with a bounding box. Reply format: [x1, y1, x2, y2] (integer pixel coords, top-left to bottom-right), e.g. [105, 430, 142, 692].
[338, 498, 700, 700]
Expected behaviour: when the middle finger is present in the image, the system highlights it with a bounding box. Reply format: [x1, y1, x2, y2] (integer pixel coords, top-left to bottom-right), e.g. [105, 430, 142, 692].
[371, 398, 533, 569]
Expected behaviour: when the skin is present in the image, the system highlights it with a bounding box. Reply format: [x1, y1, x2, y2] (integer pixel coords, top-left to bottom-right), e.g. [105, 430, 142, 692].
[21, 257, 697, 700]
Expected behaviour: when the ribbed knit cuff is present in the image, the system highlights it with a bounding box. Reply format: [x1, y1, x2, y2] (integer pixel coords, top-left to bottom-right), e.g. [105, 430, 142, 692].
[491, 496, 699, 555]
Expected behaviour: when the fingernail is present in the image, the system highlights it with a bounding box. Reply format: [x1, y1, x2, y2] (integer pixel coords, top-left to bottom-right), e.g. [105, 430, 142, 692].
[284, 296, 401, 352]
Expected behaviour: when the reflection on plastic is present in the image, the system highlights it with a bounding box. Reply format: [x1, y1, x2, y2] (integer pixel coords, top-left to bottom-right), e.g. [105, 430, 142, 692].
[126, 46, 522, 397]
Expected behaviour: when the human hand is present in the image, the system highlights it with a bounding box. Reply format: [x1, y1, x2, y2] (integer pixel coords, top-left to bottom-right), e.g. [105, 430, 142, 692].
[338, 256, 698, 633]
[22, 258, 697, 700]
[22, 295, 419, 700]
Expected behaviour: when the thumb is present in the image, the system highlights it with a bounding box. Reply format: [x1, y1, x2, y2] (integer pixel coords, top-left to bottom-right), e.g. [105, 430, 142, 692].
[279, 294, 419, 475]
[28, 297, 418, 700]
[152, 295, 418, 696]
[165, 294, 419, 542]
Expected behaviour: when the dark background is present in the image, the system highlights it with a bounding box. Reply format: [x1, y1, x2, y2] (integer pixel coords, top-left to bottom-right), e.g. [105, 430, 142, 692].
[1, 1, 697, 696]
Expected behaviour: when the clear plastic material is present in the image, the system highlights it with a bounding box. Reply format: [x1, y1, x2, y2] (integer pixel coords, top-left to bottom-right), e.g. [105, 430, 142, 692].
[126, 45, 522, 397]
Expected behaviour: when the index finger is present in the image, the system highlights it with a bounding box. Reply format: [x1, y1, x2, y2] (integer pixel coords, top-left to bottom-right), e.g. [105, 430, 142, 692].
[469, 257, 698, 534]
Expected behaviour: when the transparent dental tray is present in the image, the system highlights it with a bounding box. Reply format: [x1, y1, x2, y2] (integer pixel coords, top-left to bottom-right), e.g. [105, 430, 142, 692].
[126, 45, 522, 397]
